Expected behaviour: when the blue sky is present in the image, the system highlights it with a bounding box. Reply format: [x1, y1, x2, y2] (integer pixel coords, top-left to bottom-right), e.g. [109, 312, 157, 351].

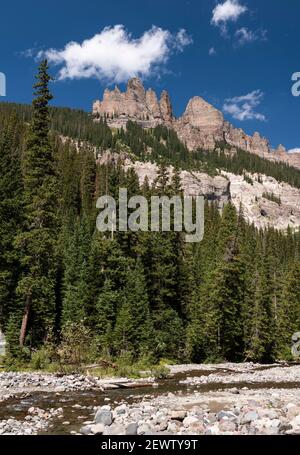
[0, 0, 300, 150]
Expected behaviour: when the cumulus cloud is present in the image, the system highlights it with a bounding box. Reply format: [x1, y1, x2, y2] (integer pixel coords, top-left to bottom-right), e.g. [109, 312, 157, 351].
[211, 0, 247, 29]
[38, 25, 192, 83]
[209, 47, 217, 56]
[223, 90, 266, 121]
[288, 148, 300, 154]
[235, 27, 267, 45]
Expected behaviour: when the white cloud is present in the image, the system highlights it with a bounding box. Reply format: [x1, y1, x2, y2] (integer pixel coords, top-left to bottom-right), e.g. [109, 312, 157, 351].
[39, 25, 192, 83]
[209, 47, 217, 56]
[223, 90, 266, 121]
[235, 27, 267, 45]
[175, 28, 193, 51]
[211, 0, 247, 29]
[288, 148, 300, 154]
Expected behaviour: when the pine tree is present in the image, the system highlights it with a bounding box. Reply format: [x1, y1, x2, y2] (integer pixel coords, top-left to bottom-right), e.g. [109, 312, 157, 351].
[246, 253, 276, 362]
[61, 216, 91, 325]
[95, 278, 119, 357]
[114, 260, 153, 358]
[189, 203, 244, 362]
[80, 147, 96, 220]
[15, 60, 59, 348]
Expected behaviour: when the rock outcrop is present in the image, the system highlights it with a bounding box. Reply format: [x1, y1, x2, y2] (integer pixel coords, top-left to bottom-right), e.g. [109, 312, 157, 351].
[159, 90, 173, 125]
[174, 96, 224, 150]
[181, 96, 224, 133]
[93, 78, 300, 170]
[222, 171, 300, 230]
[93, 78, 173, 128]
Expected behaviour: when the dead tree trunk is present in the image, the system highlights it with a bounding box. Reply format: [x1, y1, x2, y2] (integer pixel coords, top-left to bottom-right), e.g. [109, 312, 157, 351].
[19, 294, 32, 347]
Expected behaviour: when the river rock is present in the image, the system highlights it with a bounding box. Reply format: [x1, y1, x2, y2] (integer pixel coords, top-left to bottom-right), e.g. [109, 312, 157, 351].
[158, 420, 169, 432]
[80, 425, 92, 435]
[286, 404, 300, 419]
[291, 415, 300, 430]
[138, 423, 151, 435]
[279, 423, 293, 434]
[104, 424, 125, 435]
[115, 404, 127, 415]
[170, 410, 187, 421]
[188, 421, 205, 433]
[126, 422, 138, 435]
[240, 411, 259, 424]
[95, 408, 113, 426]
[183, 416, 199, 428]
[219, 420, 237, 432]
[217, 410, 237, 421]
[230, 387, 240, 394]
[90, 423, 105, 435]
[167, 421, 182, 433]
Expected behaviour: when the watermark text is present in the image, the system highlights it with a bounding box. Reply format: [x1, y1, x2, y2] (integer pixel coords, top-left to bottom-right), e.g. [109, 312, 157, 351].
[96, 189, 204, 243]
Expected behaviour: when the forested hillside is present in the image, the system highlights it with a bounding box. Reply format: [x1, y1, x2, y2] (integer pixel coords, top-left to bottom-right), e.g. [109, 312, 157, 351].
[1, 102, 300, 188]
[1, 61, 300, 371]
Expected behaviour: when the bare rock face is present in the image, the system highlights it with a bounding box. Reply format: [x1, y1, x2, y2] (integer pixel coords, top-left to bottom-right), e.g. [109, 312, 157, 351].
[223, 122, 249, 151]
[223, 171, 300, 230]
[174, 97, 224, 150]
[250, 132, 271, 157]
[286, 152, 300, 170]
[181, 97, 224, 134]
[274, 144, 287, 156]
[146, 89, 161, 119]
[93, 77, 174, 128]
[174, 121, 217, 150]
[123, 160, 230, 204]
[159, 90, 173, 124]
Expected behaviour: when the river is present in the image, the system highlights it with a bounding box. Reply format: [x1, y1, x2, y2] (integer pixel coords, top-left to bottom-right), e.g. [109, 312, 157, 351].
[1, 363, 300, 434]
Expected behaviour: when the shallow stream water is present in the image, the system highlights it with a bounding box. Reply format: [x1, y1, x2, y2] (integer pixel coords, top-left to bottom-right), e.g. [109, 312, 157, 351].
[1, 365, 300, 434]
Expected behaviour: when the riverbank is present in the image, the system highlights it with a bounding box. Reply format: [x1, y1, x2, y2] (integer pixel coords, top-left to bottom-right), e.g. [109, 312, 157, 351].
[0, 371, 157, 403]
[0, 363, 300, 435]
[80, 362, 300, 436]
[82, 386, 300, 435]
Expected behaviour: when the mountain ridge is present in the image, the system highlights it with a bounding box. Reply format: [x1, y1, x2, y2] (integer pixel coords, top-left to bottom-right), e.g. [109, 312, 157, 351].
[92, 77, 300, 170]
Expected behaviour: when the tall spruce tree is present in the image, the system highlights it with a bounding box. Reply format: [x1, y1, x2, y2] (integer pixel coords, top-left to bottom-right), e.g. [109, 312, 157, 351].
[246, 252, 276, 362]
[15, 60, 59, 348]
[113, 260, 152, 358]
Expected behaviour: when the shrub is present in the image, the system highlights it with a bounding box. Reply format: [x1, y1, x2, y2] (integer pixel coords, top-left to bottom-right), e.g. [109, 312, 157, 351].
[57, 321, 92, 372]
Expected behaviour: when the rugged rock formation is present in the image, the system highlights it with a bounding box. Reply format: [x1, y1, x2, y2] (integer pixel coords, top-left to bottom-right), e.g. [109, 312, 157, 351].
[174, 96, 224, 150]
[180, 96, 224, 132]
[93, 77, 173, 128]
[93, 78, 300, 170]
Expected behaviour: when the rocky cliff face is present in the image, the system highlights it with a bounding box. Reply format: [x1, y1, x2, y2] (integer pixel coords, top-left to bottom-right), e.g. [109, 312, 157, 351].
[96, 150, 300, 232]
[93, 78, 300, 170]
[93, 78, 173, 128]
[222, 171, 300, 230]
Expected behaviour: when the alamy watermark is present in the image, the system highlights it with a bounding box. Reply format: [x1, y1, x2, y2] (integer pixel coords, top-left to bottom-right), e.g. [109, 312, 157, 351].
[0, 72, 6, 96]
[291, 72, 300, 97]
[96, 189, 204, 243]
